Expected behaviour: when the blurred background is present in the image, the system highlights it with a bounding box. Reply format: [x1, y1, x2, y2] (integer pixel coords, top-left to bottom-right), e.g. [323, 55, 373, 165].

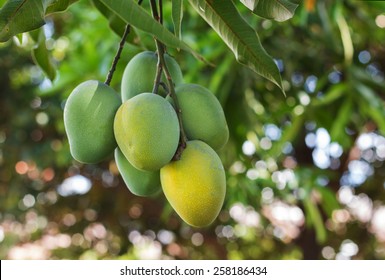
[1, 0, 385, 260]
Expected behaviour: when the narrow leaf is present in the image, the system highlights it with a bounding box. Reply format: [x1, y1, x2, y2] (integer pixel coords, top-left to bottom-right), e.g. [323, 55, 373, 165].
[172, 0, 183, 39]
[329, 97, 352, 144]
[303, 196, 327, 244]
[100, 0, 206, 62]
[240, 0, 298, 22]
[31, 28, 56, 81]
[317, 187, 340, 218]
[311, 83, 347, 107]
[357, 83, 385, 135]
[189, 0, 283, 92]
[270, 113, 305, 157]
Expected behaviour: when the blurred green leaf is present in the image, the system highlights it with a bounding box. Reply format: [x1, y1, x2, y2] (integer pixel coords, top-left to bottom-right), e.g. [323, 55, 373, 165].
[317, 187, 340, 217]
[336, 12, 353, 64]
[172, 0, 183, 39]
[270, 113, 305, 157]
[351, 66, 385, 89]
[311, 83, 347, 107]
[31, 28, 56, 81]
[208, 53, 235, 105]
[303, 196, 327, 244]
[240, 0, 298, 22]
[189, 0, 284, 93]
[329, 97, 352, 145]
[356, 82, 385, 134]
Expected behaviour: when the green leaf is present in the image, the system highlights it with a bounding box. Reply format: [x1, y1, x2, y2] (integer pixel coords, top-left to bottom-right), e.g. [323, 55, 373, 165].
[46, 0, 77, 14]
[0, 0, 78, 42]
[356, 83, 385, 135]
[317, 186, 340, 218]
[189, 0, 283, 92]
[240, 0, 298, 22]
[329, 97, 353, 144]
[311, 83, 347, 107]
[0, 0, 46, 42]
[31, 28, 56, 81]
[91, 0, 138, 45]
[303, 196, 327, 244]
[99, 0, 205, 62]
[269, 111, 305, 157]
[172, 0, 183, 39]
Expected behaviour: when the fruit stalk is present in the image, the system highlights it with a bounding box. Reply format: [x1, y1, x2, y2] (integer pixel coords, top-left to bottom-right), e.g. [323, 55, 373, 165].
[104, 0, 144, 86]
[150, 0, 187, 160]
[152, 55, 163, 94]
[151, 0, 164, 95]
[104, 24, 131, 86]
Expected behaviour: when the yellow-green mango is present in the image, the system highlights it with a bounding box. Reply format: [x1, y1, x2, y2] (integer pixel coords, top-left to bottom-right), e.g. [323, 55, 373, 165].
[64, 80, 121, 164]
[114, 148, 161, 197]
[114, 93, 180, 171]
[121, 51, 183, 101]
[160, 140, 226, 227]
[171, 84, 229, 150]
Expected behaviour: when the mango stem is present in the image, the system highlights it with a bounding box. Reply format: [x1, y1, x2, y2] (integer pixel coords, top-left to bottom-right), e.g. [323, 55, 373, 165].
[150, 0, 187, 160]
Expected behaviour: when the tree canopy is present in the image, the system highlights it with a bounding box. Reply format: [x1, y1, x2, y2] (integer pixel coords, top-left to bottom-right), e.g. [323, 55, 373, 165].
[1, 0, 385, 260]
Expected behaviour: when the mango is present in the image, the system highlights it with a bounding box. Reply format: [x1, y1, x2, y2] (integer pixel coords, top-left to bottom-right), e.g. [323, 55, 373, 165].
[160, 140, 226, 227]
[63, 80, 121, 164]
[172, 84, 229, 150]
[114, 93, 180, 171]
[121, 51, 183, 101]
[114, 148, 161, 197]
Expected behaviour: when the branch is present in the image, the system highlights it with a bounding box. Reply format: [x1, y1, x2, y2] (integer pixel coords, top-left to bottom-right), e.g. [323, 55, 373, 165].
[151, 0, 165, 94]
[104, 0, 144, 85]
[104, 24, 131, 85]
[150, 0, 187, 160]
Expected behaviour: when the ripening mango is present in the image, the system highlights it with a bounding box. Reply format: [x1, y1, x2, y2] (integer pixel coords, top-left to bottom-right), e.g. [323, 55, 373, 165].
[121, 51, 183, 101]
[114, 93, 180, 171]
[64, 80, 121, 164]
[160, 140, 226, 227]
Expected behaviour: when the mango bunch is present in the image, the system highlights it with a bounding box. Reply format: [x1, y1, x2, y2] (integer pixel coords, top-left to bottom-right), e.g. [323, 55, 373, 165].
[63, 51, 228, 227]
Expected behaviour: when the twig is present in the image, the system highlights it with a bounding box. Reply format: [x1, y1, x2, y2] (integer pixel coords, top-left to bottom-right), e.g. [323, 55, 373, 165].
[104, 0, 144, 85]
[104, 24, 131, 86]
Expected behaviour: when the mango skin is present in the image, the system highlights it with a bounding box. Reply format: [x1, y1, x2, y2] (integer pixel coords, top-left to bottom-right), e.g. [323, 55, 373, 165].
[64, 80, 121, 164]
[115, 148, 161, 197]
[114, 93, 180, 171]
[172, 84, 229, 150]
[121, 51, 184, 101]
[160, 140, 226, 227]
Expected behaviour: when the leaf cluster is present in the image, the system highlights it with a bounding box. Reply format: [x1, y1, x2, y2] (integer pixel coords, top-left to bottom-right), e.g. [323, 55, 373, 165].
[0, 0, 299, 92]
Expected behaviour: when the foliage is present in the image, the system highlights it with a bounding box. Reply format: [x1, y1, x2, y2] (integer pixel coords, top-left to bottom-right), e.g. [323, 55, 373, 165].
[1, 0, 385, 260]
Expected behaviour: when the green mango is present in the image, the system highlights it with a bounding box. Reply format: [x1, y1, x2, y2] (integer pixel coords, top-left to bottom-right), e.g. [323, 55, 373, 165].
[171, 83, 229, 150]
[121, 51, 183, 101]
[115, 148, 161, 197]
[114, 93, 180, 171]
[64, 80, 121, 164]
